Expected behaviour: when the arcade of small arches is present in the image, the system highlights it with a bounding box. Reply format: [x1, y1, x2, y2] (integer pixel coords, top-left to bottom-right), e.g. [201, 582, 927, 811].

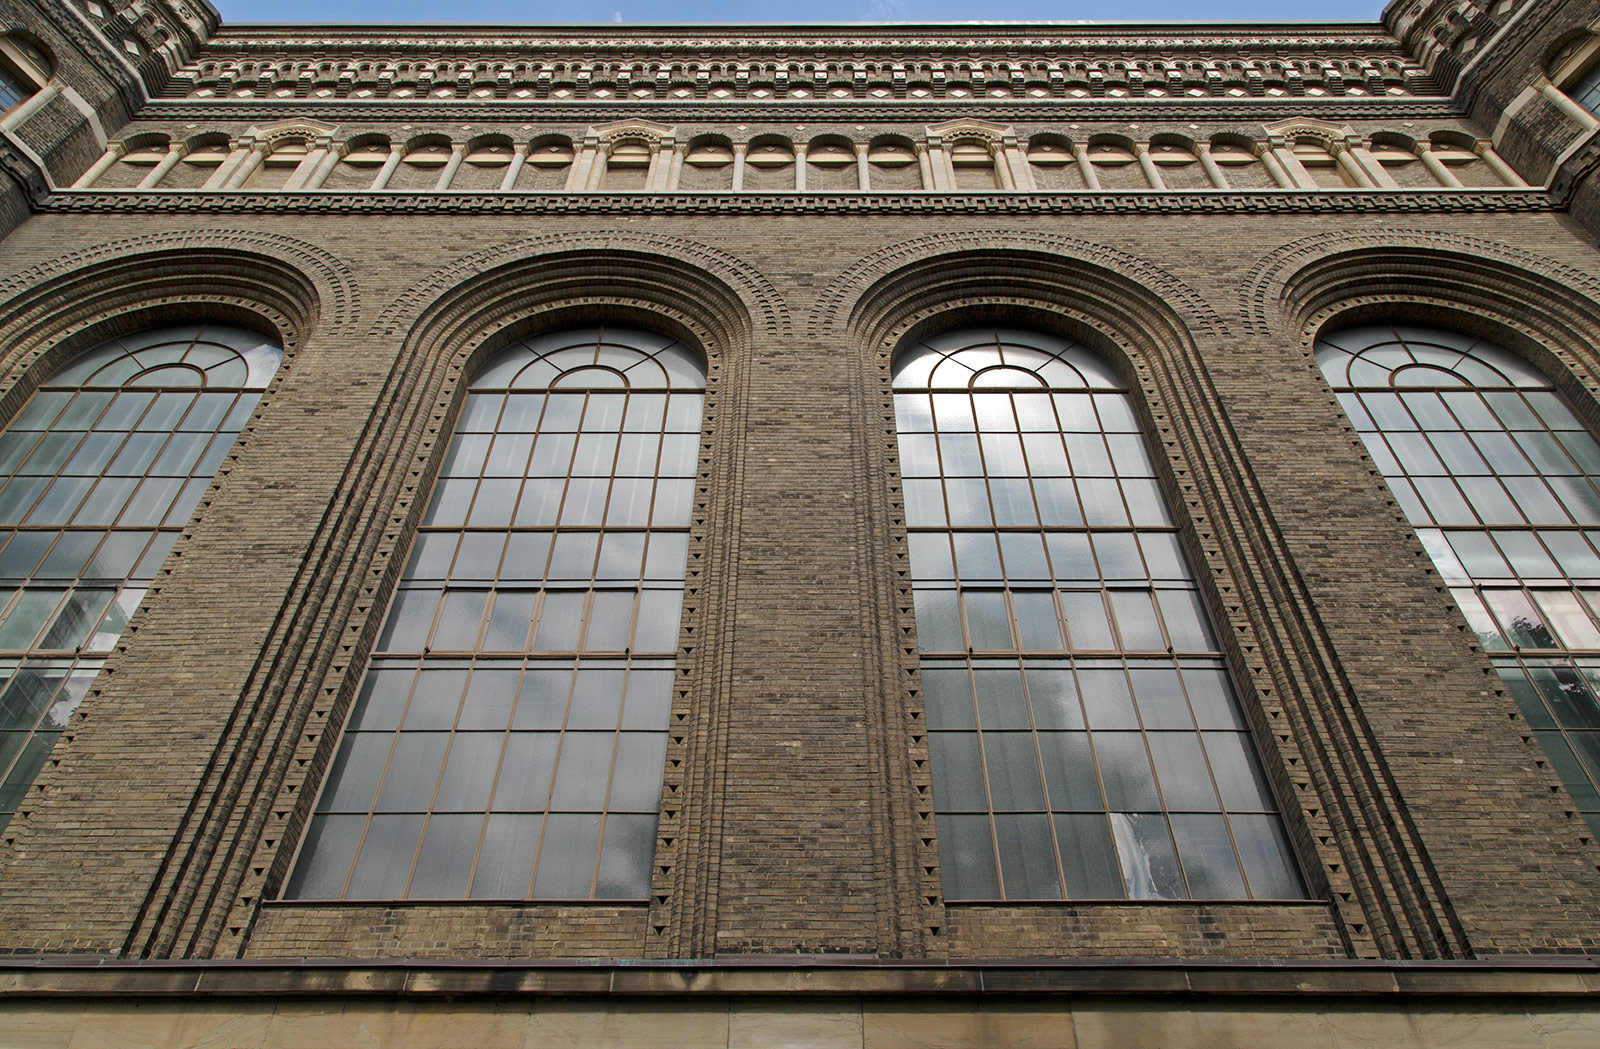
[170, 53, 1424, 104]
[71, 120, 1529, 195]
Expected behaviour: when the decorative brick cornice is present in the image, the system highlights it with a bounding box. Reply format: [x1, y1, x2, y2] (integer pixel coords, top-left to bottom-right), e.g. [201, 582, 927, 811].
[202, 24, 1409, 55]
[39, 188, 1559, 217]
[132, 97, 1468, 124]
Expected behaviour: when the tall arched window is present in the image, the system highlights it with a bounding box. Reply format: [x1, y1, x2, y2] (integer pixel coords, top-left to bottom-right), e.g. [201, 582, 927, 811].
[287, 326, 702, 901]
[0, 324, 282, 831]
[895, 326, 1303, 901]
[1318, 324, 1600, 834]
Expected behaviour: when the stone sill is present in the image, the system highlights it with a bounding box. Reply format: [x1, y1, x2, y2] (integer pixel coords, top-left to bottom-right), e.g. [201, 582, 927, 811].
[0, 956, 1597, 999]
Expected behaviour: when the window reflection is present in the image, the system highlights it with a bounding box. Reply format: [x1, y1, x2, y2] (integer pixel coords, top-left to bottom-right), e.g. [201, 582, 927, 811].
[0, 325, 282, 830]
[288, 327, 702, 901]
[896, 326, 1303, 901]
[1571, 63, 1600, 118]
[1318, 323, 1600, 832]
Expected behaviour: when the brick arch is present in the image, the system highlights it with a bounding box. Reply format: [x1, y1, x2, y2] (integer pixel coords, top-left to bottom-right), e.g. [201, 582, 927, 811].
[369, 231, 789, 342]
[1240, 230, 1600, 416]
[828, 231, 1472, 963]
[808, 230, 1226, 342]
[1241, 230, 1600, 340]
[168, 237, 773, 961]
[0, 230, 355, 429]
[0, 229, 357, 335]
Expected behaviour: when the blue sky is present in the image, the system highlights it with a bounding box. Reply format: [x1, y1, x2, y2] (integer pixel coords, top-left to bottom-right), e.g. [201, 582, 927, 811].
[212, 0, 1390, 26]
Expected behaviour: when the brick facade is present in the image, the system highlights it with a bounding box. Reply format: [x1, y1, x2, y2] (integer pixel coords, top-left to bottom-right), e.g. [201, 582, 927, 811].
[0, 0, 1598, 1043]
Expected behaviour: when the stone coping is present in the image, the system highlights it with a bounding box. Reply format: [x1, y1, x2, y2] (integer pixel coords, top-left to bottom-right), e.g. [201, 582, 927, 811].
[0, 957, 1597, 998]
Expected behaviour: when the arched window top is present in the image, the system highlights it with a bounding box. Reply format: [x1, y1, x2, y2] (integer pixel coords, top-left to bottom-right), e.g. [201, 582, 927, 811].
[0, 34, 51, 115]
[47, 325, 281, 391]
[471, 326, 704, 392]
[1548, 31, 1600, 117]
[1315, 323, 1549, 390]
[893, 327, 1126, 392]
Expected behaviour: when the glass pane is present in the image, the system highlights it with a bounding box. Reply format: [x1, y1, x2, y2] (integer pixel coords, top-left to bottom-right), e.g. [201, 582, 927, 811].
[345, 813, 426, 898]
[321, 733, 391, 813]
[1110, 812, 1184, 900]
[470, 813, 541, 898]
[938, 813, 999, 900]
[1171, 813, 1245, 898]
[407, 814, 482, 898]
[282, 814, 363, 900]
[491, 733, 560, 811]
[533, 591, 585, 650]
[929, 732, 988, 812]
[994, 813, 1061, 898]
[983, 732, 1045, 809]
[595, 813, 657, 898]
[1096, 733, 1160, 809]
[432, 734, 503, 811]
[1037, 731, 1101, 810]
[532, 813, 602, 898]
[1054, 813, 1124, 898]
[900, 327, 1289, 900]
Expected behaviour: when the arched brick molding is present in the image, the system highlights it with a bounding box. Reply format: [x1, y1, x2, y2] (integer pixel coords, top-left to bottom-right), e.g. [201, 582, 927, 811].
[0, 234, 351, 955]
[1241, 231, 1600, 345]
[808, 230, 1226, 343]
[0, 230, 359, 345]
[182, 244, 769, 963]
[1238, 232, 1600, 948]
[368, 231, 789, 342]
[1252, 234, 1600, 467]
[819, 232, 1470, 961]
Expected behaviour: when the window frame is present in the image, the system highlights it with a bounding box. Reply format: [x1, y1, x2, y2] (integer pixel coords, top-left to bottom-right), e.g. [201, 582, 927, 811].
[282, 324, 706, 904]
[1315, 320, 1600, 835]
[1550, 33, 1600, 117]
[0, 322, 283, 832]
[0, 36, 50, 119]
[894, 323, 1308, 904]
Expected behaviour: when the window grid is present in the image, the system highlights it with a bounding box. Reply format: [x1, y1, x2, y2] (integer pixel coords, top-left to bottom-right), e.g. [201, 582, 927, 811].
[0, 66, 27, 112]
[1572, 62, 1600, 117]
[0, 325, 281, 830]
[1318, 324, 1600, 834]
[897, 328, 1303, 902]
[288, 327, 702, 902]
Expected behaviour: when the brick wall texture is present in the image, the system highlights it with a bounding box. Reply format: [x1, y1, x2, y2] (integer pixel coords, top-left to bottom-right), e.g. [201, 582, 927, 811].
[0, 0, 1598, 972]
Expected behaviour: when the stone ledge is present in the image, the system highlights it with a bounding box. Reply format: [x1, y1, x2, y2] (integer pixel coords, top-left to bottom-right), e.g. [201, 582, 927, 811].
[0, 957, 1596, 998]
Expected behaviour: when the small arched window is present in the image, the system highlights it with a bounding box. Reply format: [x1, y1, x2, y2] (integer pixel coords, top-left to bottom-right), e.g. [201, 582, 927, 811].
[0, 66, 28, 112]
[1318, 324, 1600, 834]
[1550, 33, 1600, 118]
[0, 35, 51, 117]
[895, 326, 1303, 901]
[0, 324, 282, 831]
[1570, 63, 1600, 117]
[287, 326, 703, 901]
